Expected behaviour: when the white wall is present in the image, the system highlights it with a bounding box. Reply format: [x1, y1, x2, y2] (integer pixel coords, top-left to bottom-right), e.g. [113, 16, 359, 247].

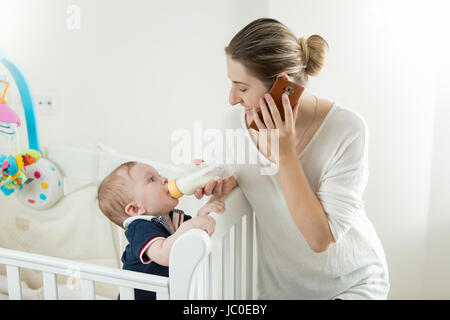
[1, 0, 449, 299]
[0, 0, 262, 163]
[424, 34, 450, 298]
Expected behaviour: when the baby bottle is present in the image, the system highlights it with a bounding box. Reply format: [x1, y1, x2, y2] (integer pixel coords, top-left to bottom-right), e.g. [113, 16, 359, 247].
[168, 162, 236, 199]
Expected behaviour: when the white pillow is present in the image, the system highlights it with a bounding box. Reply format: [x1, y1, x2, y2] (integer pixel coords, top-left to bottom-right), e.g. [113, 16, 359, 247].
[0, 184, 120, 298]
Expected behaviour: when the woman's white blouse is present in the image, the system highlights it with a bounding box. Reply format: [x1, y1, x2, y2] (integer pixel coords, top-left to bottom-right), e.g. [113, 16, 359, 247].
[224, 103, 389, 299]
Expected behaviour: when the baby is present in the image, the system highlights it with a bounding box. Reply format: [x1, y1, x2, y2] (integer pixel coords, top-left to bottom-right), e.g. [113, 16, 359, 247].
[97, 161, 225, 300]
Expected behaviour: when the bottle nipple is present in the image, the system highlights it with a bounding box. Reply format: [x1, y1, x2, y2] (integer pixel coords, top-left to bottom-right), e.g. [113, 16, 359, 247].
[168, 179, 183, 199]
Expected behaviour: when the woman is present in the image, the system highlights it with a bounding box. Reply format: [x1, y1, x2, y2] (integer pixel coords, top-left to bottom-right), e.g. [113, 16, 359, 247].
[195, 18, 389, 300]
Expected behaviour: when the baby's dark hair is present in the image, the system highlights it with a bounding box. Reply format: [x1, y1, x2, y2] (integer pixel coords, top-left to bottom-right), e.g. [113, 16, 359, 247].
[97, 161, 137, 228]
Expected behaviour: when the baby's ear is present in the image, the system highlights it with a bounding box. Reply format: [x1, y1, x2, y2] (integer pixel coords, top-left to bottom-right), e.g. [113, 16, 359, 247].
[124, 202, 146, 216]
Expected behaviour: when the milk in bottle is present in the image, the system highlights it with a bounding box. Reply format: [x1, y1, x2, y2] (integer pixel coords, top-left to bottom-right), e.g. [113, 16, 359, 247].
[168, 162, 236, 198]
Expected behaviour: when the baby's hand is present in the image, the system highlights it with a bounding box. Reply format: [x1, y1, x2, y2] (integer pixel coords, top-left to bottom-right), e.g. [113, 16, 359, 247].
[197, 199, 226, 216]
[190, 215, 216, 237]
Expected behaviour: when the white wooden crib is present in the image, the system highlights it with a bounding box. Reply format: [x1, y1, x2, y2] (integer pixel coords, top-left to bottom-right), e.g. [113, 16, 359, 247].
[0, 145, 255, 300]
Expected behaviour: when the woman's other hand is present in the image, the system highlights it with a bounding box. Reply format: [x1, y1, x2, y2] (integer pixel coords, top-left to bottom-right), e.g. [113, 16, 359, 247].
[252, 90, 300, 160]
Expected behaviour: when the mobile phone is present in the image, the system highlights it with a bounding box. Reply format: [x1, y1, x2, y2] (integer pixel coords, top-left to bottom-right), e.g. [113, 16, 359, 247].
[250, 77, 304, 131]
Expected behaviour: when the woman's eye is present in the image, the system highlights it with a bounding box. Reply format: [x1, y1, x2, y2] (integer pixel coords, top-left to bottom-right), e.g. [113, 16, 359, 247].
[239, 88, 247, 93]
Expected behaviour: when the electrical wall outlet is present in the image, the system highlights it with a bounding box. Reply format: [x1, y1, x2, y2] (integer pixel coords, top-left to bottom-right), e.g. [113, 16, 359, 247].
[35, 92, 58, 114]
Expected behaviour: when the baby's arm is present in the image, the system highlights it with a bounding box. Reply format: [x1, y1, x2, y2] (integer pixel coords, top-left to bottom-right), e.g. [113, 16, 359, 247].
[197, 198, 226, 216]
[145, 215, 215, 266]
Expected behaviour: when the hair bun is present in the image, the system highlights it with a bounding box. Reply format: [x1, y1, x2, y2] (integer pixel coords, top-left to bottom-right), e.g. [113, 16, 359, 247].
[298, 37, 310, 68]
[298, 35, 329, 76]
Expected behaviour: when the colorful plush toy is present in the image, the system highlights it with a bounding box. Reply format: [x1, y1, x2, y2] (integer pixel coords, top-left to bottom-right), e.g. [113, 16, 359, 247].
[0, 149, 41, 195]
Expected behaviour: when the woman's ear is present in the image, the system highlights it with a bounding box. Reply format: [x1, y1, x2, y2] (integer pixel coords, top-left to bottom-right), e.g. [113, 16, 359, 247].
[277, 72, 290, 81]
[124, 202, 146, 217]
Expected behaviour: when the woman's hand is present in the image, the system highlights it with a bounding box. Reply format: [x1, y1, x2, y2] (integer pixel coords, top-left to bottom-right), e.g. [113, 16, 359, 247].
[192, 159, 237, 200]
[251, 92, 300, 160]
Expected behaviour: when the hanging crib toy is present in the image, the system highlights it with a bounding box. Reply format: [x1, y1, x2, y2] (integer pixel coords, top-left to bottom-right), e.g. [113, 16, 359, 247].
[0, 77, 21, 137]
[0, 48, 63, 209]
[0, 78, 41, 196]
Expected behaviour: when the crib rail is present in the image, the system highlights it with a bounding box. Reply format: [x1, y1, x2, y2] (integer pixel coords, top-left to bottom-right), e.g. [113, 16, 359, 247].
[0, 247, 170, 300]
[210, 187, 254, 300]
[173, 187, 255, 300]
[0, 189, 254, 300]
[0, 145, 256, 300]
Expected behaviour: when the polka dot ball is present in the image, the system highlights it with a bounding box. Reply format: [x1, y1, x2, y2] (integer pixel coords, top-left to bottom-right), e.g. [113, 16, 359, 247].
[17, 158, 64, 210]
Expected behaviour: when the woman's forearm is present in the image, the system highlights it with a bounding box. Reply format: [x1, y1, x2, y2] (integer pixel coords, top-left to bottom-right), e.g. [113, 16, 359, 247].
[278, 148, 335, 252]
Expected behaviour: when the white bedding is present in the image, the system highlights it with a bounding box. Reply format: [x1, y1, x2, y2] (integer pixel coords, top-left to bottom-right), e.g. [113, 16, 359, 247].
[0, 184, 121, 299]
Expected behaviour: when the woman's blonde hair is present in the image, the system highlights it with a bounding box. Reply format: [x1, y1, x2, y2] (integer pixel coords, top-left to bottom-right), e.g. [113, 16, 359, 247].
[225, 18, 329, 89]
[97, 161, 137, 228]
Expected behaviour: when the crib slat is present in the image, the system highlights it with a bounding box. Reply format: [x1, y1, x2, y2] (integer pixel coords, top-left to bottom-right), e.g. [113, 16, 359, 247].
[234, 220, 242, 299]
[209, 244, 219, 299]
[157, 291, 169, 300]
[119, 287, 135, 300]
[42, 272, 58, 300]
[230, 225, 236, 299]
[207, 252, 213, 299]
[194, 259, 205, 299]
[245, 212, 254, 300]
[80, 279, 95, 300]
[222, 231, 231, 299]
[6, 265, 22, 300]
[203, 255, 210, 299]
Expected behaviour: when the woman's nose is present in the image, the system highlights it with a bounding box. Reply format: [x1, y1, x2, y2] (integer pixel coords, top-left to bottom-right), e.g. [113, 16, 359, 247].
[229, 92, 242, 106]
